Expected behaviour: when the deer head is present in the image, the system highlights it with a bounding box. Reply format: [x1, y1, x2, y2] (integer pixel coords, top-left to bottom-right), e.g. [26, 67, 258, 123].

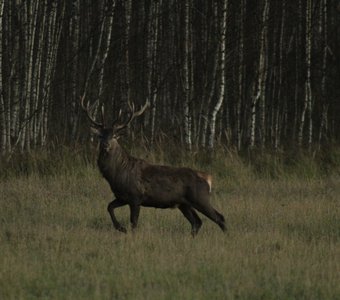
[80, 95, 149, 151]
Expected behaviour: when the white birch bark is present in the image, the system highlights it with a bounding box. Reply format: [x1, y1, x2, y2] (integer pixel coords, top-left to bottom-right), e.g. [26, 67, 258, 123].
[10, 0, 20, 143]
[33, 1, 47, 146]
[207, 0, 228, 149]
[20, 1, 39, 152]
[98, 0, 115, 101]
[147, 0, 160, 143]
[249, 0, 269, 148]
[318, 0, 328, 146]
[41, 4, 54, 146]
[298, 0, 312, 147]
[236, 0, 245, 151]
[293, 0, 302, 142]
[3, 0, 13, 152]
[274, 1, 285, 150]
[41, 0, 64, 146]
[200, 1, 218, 147]
[70, 0, 80, 140]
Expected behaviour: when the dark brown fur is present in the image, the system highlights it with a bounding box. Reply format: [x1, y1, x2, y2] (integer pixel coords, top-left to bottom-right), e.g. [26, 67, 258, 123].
[92, 132, 226, 235]
[81, 98, 226, 235]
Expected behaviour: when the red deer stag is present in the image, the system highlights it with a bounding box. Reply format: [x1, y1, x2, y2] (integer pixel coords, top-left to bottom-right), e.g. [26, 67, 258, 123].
[80, 96, 226, 236]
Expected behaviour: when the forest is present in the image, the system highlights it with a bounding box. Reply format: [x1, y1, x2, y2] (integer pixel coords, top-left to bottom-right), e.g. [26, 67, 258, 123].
[0, 0, 339, 155]
[1, 1, 340, 299]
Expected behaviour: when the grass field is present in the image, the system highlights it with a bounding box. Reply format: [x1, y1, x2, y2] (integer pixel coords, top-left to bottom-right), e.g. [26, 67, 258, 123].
[0, 149, 339, 299]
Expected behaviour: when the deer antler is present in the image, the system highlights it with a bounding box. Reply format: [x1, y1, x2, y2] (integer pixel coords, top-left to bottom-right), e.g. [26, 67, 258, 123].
[114, 99, 150, 131]
[80, 94, 105, 128]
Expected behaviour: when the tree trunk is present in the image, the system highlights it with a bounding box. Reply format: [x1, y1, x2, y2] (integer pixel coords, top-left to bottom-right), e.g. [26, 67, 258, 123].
[274, 0, 286, 150]
[298, 0, 312, 148]
[207, 0, 228, 149]
[0, 0, 5, 154]
[200, 1, 219, 148]
[70, 0, 80, 141]
[183, 0, 192, 150]
[236, 0, 245, 151]
[124, 0, 132, 103]
[147, 0, 160, 144]
[318, 0, 328, 147]
[249, 0, 269, 149]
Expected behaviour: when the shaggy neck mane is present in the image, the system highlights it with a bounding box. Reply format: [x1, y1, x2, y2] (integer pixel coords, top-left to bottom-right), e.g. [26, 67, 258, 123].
[97, 141, 139, 193]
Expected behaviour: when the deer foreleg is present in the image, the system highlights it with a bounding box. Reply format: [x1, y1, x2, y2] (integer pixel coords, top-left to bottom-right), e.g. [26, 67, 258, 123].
[129, 204, 140, 229]
[107, 199, 127, 233]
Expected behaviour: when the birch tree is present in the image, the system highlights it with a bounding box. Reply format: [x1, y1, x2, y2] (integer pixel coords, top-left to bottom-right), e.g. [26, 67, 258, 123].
[236, 0, 245, 150]
[124, 0, 132, 103]
[19, 1, 39, 152]
[249, 0, 269, 148]
[0, 0, 5, 153]
[146, 0, 160, 143]
[96, 0, 115, 126]
[318, 0, 328, 146]
[274, 0, 286, 149]
[200, 1, 219, 148]
[293, 0, 302, 143]
[70, 0, 80, 140]
[0, 0, 339, 154]
[207, 0, 228, 149]
[183, 0, 192, 149]
[298, 0, 312, 148]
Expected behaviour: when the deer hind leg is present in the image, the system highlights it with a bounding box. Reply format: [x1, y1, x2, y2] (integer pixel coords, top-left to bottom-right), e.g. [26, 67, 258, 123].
[107, 198, 127, 233]
[193, 202, 226, 233]
[179, 204, 202, 236]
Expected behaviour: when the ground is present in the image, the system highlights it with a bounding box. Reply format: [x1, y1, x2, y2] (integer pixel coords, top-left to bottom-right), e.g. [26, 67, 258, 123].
[0, 161, 339, 299]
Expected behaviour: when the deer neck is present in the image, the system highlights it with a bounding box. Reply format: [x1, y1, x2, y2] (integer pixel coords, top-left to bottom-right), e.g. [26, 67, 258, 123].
[97, 140, 136, 190]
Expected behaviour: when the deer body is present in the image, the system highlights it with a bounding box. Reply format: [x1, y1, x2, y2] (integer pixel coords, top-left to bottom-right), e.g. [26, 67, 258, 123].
[82, 97, 226, 235]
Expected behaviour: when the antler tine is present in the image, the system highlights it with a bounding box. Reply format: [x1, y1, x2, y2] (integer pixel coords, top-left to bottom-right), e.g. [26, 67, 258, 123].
[111, 108, 122, 127]
[79, 94, 103, 128]
[101, 104, 105, 127]
[114, 99, 150, 131]
[128, 101, 135, 114]
[131, 100, 149, 119]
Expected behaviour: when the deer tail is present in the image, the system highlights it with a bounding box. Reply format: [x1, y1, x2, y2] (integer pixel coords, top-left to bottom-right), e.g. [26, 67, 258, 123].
[197, 172, 212, 193]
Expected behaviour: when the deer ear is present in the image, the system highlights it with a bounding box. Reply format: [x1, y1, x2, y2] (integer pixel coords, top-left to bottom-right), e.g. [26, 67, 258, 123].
[91, 127, 103, 137]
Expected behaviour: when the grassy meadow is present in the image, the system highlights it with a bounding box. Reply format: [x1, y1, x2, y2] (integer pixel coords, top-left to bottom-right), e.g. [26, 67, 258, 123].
[0, 146, 340, 299]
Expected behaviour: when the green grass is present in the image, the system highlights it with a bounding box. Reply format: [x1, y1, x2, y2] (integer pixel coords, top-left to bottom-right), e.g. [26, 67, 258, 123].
[0, 148, 340, 299]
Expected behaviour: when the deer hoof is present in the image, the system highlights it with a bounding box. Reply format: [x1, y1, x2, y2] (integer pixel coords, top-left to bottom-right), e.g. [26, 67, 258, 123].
[116, 226, 127, 233]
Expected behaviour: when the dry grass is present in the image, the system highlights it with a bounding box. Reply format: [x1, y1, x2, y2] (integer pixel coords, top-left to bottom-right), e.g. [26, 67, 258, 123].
[0, 159, 339, 299]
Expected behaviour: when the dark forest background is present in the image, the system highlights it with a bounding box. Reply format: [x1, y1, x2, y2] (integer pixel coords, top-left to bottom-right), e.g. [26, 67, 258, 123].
[0, 0, 340, 155]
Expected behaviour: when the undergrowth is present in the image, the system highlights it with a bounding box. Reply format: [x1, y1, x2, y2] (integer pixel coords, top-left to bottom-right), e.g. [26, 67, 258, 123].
[1, 141, 339, 180]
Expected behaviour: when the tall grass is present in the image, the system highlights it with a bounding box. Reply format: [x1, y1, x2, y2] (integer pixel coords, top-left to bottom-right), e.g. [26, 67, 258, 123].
[1, 141, 339, 180]
[1, 144, 339, 299]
